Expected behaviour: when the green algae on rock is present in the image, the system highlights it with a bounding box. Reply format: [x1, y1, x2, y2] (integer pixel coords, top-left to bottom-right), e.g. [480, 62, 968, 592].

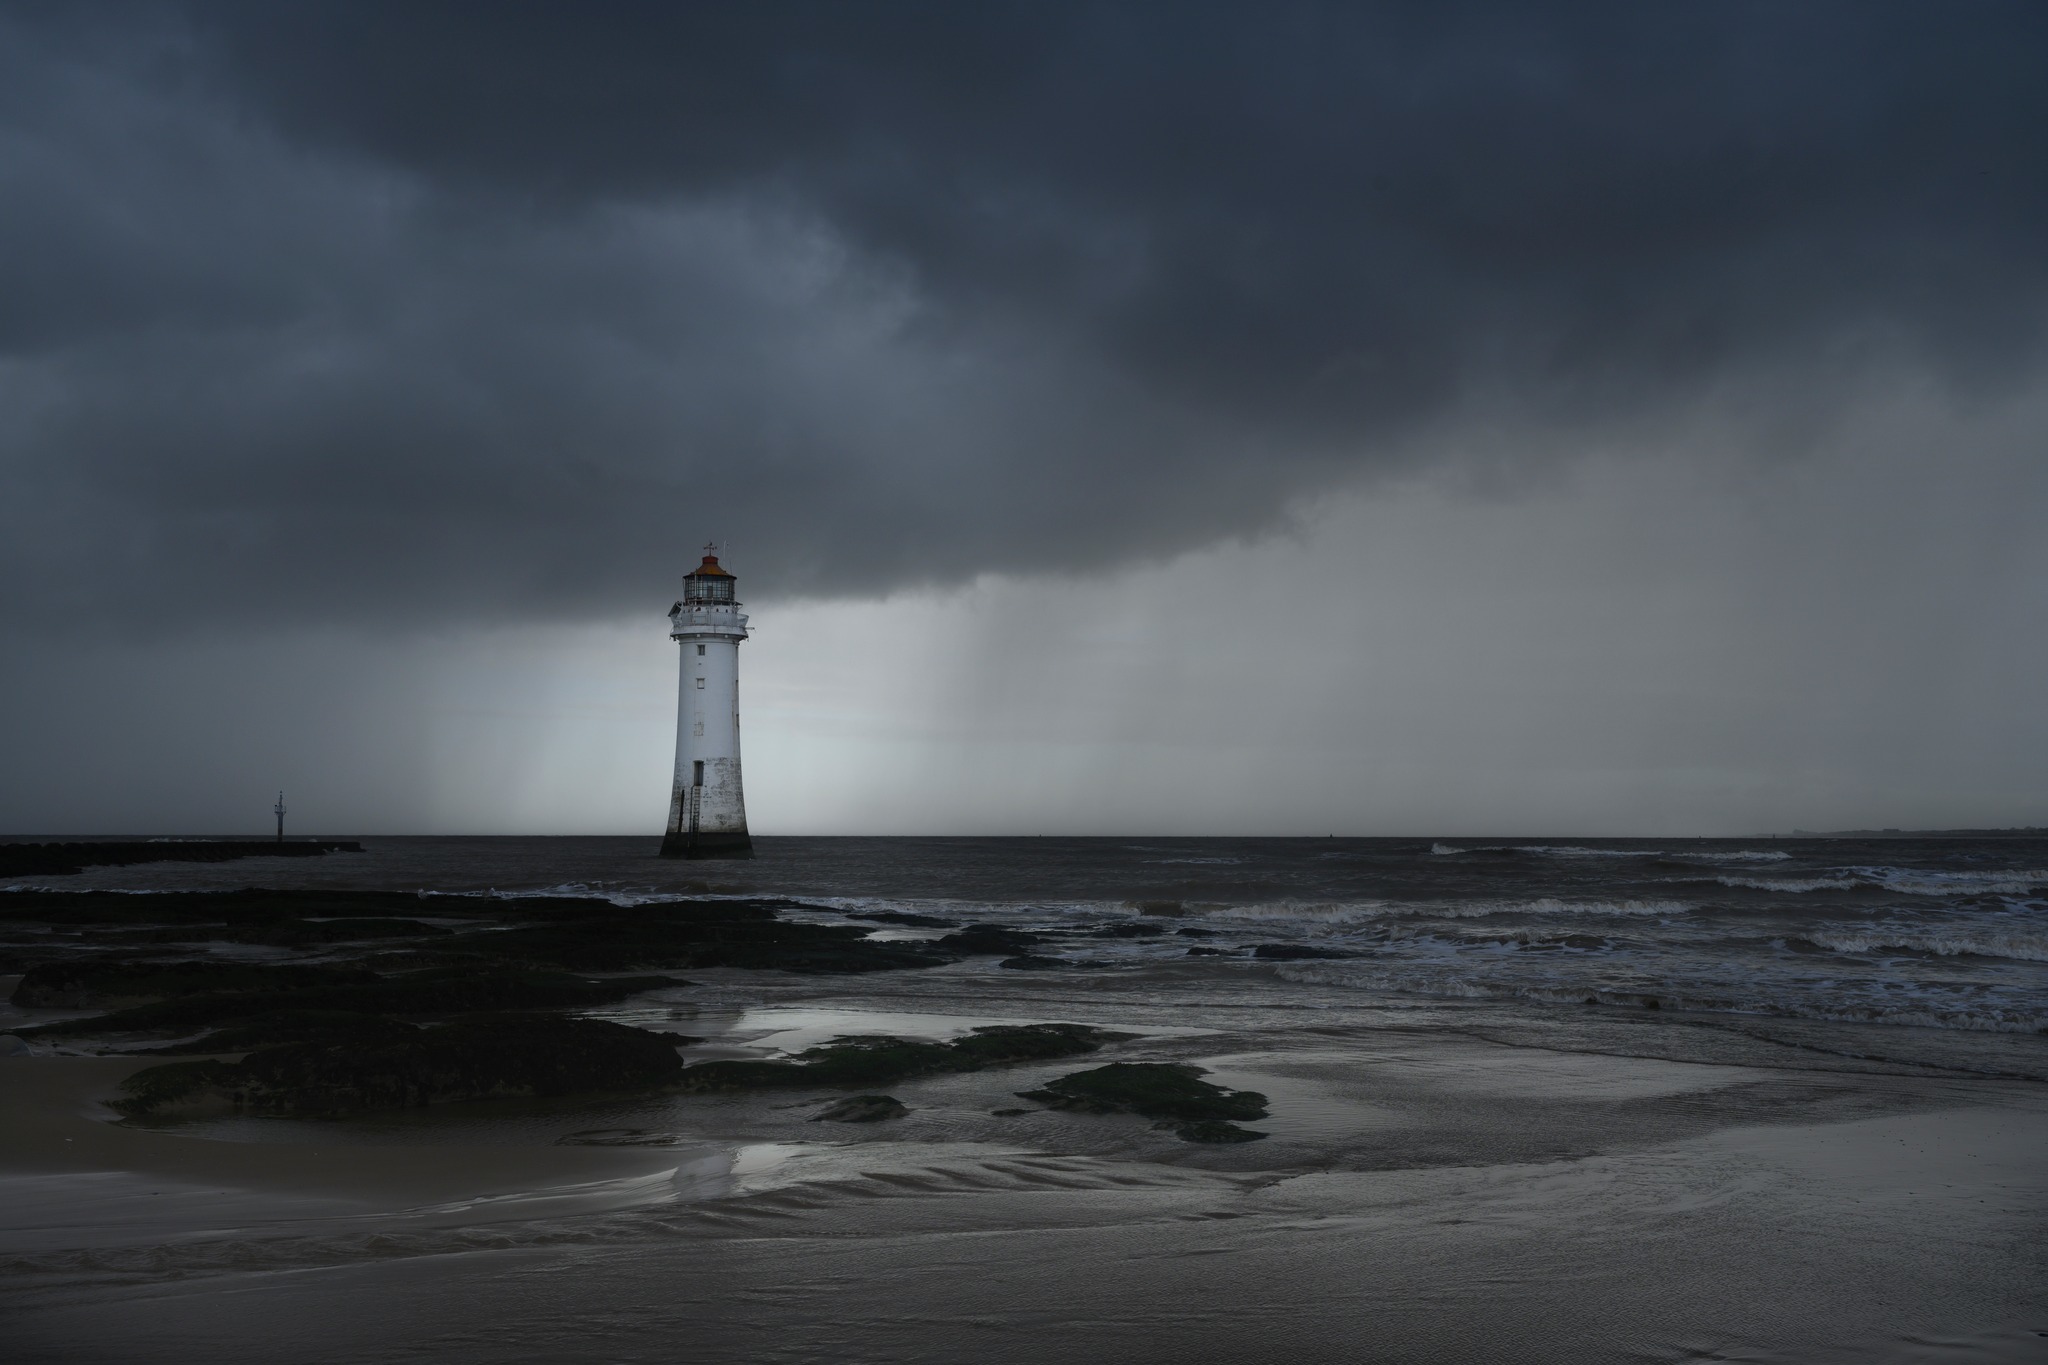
[1017, 1062, 1269, 1141]
[811, 1094, 909, 1122]
[1168, 1118, 1270, 1143]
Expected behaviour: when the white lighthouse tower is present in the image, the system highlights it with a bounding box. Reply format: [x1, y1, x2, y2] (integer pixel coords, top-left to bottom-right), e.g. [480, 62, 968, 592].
[660, 548, 753, 859]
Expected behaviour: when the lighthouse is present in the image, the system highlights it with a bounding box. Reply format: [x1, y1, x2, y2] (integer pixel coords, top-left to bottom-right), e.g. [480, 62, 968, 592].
[660, 548, 753, 858]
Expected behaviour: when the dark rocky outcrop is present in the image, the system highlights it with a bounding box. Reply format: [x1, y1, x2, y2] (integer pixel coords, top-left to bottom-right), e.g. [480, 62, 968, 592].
[1089, 923, 1168, 939]
[1170, 1119, 1269, 1143]
[931, 925, 1046, 956]
[135, 1010, 430, 1055]
[811, 1094, 908, 1122]
[1, 890, 958, 975]
[1017, 1062, 1269, 1142]
[0, 888, 476, 927]
[676, 1024, 1114, 1092]
[92, 919, 451, 947]
[21, 969, 681, 1037]
[998, 954, 1077, 971]
[434, 912, 944, 974]
[11, 959, 378, 1010]
[1249, 943, 1361, 960]
[114, 1015, 685, 1118]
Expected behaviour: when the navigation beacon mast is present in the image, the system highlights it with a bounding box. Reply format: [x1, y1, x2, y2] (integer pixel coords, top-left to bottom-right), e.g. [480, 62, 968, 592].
[274, 791, 286, 843]
[660, 546, 753, 859]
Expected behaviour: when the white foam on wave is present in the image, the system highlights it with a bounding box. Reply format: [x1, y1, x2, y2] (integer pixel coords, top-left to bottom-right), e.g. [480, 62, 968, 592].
[1200, 900, 1395, 925]
[1714, 866, 2048, 897]
[1855, 867, 2048, 896]
[1198, 896, 1688, 926]
[1674, 850, 1793, 863]
[1518, 845, 1663, 858]
[1806, 926, 2048, 964]
[1718, 875, 1861, 892]
[1428, 844, 1661, 857]
[1474, 897, 1688, 918]
[412, 883, 777, 908]
[801, 893, 1137, 925]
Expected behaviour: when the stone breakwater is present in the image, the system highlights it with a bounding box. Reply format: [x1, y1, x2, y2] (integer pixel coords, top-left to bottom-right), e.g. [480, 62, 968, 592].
[0, 840, 362, 878]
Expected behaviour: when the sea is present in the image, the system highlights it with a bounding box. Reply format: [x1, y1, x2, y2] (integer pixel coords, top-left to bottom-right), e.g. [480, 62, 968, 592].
[29, 832, 2047, 1052]
[8, 833, 2048, 1363]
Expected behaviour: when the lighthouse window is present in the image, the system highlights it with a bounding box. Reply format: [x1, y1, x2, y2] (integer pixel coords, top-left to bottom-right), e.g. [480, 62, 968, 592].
[693, 760, 704, 787]
[696, 644, 705, 656]
[696, 677, 705, 689]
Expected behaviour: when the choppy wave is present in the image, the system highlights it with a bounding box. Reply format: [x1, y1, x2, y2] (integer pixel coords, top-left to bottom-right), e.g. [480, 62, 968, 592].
[1671, 850, 1793, 863]
[1464, 897, 1688, 918]
[1853, 867, 2048, 896]
[1713, 867, 2048, 896]
[1271, 963, 2048, 1035]
[1519, 846, 1663, 858]
[1805, 925, 2048, 964]
[1198, 900, 1391, 925]
[1431, 844, 1663, 858]
[1717, 875, 1862, 893]
[1198, 897, 1689, 926]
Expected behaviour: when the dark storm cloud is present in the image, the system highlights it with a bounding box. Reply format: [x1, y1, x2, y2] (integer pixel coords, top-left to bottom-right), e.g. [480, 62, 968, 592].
[2, 1, 2045, 630]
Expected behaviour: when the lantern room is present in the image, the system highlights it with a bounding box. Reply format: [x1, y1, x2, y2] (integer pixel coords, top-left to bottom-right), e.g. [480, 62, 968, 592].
[681, 552, 737, 605]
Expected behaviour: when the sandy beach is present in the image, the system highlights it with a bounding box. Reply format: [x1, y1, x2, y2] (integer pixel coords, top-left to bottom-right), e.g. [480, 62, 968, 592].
[6, 956, 2046, 1364]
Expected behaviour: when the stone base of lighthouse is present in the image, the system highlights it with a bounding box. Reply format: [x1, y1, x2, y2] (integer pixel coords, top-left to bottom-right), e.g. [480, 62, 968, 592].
[659, 830, 754, 859]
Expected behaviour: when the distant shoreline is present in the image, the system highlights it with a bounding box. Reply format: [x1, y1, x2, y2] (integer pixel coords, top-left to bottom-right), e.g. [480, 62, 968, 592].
[1776, 827, 2048, 838]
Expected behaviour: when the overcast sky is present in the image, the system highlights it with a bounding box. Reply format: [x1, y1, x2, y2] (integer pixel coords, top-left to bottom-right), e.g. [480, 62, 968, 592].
[3, 1, 2044, 836]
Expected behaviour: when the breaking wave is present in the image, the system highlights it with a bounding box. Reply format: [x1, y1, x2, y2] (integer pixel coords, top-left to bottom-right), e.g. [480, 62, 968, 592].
[1714, 867, 2048, 896]
[1804, 926, 2048, 964]
[1430, 844, 1664, 858]
[1854, 867, 2048, 896]
[1197, 897, 1690, 926]
[1718, 875, 1862, 892]
[1465, 897, 1688, 918]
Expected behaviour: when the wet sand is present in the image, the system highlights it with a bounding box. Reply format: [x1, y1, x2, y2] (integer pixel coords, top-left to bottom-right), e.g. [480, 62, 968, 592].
[0, 1057, 691, 1203]
[5, 971, 2047, 1363]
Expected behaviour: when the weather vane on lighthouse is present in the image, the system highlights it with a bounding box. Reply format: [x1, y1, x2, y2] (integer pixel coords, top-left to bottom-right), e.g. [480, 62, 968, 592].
[659, 545, 753, 858]
[274, 791, 286, 843]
